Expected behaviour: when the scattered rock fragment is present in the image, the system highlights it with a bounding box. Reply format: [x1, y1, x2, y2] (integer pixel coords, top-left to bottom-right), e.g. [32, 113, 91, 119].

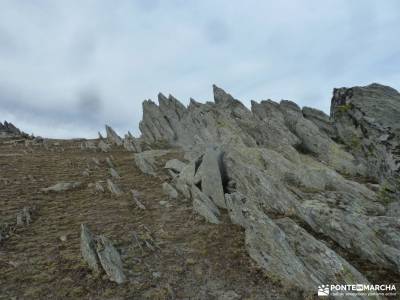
[81, 224, 101, 273]
[131, 226, 159, 253]
[33, 136, 44, 143]
[41, 182, 81, 193]
[162, 182, 178, 199]
[81, 140, 97, 150]
[17, 207, 32, 226]
[81, 224, 126, 284]
[105, 125, 123, 146]
[109, 168, 121, 179]
[98, 140, 111, 153]
[123, 133, 142, 152]
[134, 150, 170, 175]
[16, 207, 31, 226]
[95, 182, 105, 193]
[106, 157, 114, 168]
[0, 223, 12, 243]
[123, 137, 135, 152]
[131, 190, 146, 209]
[96, 235, 126, 284]
[107, 179, 123, 196]
[91, 157, 100, 166]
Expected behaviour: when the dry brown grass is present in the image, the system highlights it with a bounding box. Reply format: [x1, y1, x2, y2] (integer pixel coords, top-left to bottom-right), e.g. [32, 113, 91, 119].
[0, 138, 284, 299]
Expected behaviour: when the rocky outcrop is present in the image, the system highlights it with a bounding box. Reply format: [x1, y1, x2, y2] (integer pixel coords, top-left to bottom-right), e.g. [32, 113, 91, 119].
[123, 132, 142, 152]
[331, 83, 400, 200]
[302, 106, 336, 138]
[105, 125, 123, 146]
[98, 140, 111, 152]
[137, 83, 399, 297]
[0, 121, 28, 138]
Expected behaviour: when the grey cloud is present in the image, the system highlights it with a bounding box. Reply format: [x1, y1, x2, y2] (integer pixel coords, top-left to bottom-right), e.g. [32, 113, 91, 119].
[78, 88, 103, 116]
[204, 19, 230, 45]
[0, 85, 105, 138]
[67, 35, 97, 70]
[0, 0, 399, 138]
[0, 28, 20, 55]
[132, 0, 160, 12]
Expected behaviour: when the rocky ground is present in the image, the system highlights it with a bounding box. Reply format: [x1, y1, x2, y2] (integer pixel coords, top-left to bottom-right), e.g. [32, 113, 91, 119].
[0, 137, 287, 299]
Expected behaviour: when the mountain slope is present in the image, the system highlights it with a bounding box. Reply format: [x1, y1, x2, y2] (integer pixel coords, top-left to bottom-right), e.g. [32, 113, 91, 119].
[0, 138, 285, 299]
[138, 83, 400, 298]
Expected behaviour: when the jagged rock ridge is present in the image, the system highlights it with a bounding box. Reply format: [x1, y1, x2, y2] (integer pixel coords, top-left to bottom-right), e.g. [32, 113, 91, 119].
[0, 121, 26, 138]
[138, 83, 400, 297]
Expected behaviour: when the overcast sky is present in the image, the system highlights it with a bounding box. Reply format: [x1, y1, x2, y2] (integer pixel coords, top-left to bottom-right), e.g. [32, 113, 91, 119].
[0, 0, 399, 138]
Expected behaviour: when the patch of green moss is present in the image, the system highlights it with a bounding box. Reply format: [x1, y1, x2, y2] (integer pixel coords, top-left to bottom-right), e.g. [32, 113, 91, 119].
[297, 185, 321, 194]
[148, 139, 171, 149]
[366, 144, 375, 155]
[337, 103, 352, 113]
[377, 182, 396, 205]
[341, 264, 359, 284]
[349, 136, 361, 150]
[216, 119, 227, 128]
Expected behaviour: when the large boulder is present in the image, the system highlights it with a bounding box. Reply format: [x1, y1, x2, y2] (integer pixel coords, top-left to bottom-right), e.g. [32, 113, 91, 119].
[197, 147, 226, 209]
[95, 235, 126, 284]
[80, 225, 126, 284]
[80, 224, 101, 273]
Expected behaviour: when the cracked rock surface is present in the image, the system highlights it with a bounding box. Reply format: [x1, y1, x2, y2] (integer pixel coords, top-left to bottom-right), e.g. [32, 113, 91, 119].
[139, 83, 400, 298]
